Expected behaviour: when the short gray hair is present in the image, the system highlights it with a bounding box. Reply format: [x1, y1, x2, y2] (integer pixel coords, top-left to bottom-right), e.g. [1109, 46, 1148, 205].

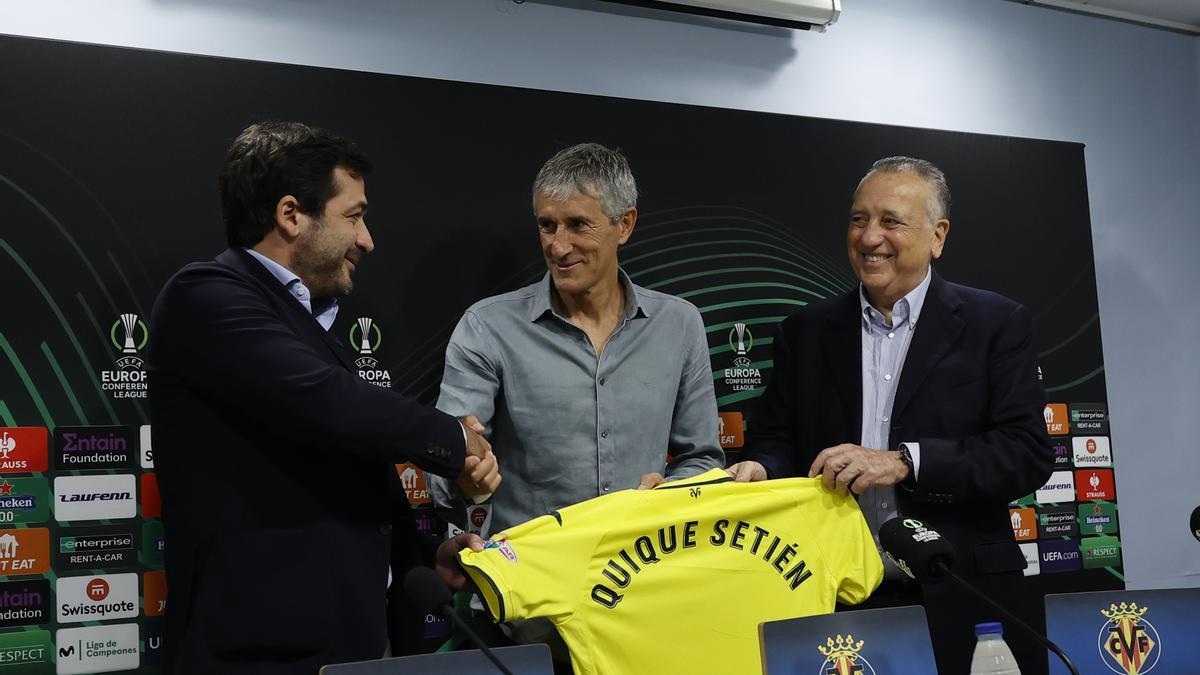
[533, 143, 638, 223]
[857, 156, 951, 224]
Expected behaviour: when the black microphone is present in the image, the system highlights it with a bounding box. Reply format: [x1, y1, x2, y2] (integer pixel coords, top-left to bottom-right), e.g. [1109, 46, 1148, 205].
[1190, 506, 1200, 543]
[879, 518, 1081, 675]
[403, 566, 515, 675]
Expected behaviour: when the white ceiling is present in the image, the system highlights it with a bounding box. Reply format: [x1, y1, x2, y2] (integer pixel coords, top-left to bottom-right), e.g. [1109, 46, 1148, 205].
[1018, 0, 1200, 34]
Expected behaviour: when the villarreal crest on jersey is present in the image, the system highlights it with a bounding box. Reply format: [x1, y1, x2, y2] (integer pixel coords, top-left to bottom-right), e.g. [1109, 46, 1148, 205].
[459, 469, 883, 675]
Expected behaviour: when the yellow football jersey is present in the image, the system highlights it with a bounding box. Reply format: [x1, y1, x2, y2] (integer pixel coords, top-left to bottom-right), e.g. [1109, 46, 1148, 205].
[459, 468, 883, 675]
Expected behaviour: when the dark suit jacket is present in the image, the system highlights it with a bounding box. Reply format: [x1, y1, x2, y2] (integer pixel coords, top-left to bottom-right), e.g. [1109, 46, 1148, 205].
[744, 270, 1054, 674]
[148, 248, 466, 674]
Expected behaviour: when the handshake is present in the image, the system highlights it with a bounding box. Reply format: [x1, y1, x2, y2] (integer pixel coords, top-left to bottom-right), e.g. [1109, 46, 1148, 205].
[456, 415, 500, 499]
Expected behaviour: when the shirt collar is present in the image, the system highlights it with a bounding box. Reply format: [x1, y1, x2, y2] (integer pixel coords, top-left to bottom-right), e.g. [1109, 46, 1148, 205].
[529, 267, 646, 323]
[243, 247, 338, 318]
[858, 266, 932, 330]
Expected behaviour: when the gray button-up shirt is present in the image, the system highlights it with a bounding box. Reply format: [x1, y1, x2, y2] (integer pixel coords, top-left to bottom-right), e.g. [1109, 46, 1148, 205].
[431, 269, 724, 533]
[859, 268, 930, 577]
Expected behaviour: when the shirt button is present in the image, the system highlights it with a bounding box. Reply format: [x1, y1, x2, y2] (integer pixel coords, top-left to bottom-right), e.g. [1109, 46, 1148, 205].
[882, 416, 889, 423]
[602, 483, 611, 492]
[881, 502, 888, 509]
[887, 332, 894, 339]
[601, 430, 609, 439]
[884, 374, 892, 381]
[296, 287, 306, 296]
[599, 377, 606, 386]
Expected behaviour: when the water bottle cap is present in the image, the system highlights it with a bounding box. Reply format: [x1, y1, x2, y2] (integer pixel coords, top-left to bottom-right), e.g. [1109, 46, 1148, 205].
[975, 621, 1004, 637]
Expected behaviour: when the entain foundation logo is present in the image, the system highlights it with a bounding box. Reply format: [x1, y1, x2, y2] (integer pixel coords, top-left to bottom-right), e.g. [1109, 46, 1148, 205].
[100, 313, 148, 399]
[817, 634, 876, 675]
[1098, 602, 1160, 674]
[723, 322, 762, 393]
[350, 317, 391, 388]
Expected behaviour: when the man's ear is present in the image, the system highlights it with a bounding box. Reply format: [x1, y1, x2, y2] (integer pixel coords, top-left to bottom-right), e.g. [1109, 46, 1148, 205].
[930, 218, 950, 260]
[616, 207, 637, 246]
[274, 195, 303, 240]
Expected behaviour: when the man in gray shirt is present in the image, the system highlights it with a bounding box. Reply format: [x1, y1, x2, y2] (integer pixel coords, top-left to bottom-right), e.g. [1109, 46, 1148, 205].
[431, 142, 724, 536]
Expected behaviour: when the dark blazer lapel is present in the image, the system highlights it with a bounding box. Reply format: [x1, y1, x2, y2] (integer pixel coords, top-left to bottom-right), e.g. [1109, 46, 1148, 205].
[892, 270, 965, 420]
[217, 248, 355, 371]
[820, 290, 864, 441]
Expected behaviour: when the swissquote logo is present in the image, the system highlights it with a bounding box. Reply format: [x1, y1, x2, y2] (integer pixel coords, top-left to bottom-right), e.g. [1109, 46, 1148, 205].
[1073, 436, 1113, 468]
[101, 313, 148, 399]
[350, 317, 391, 388]
[817, 634, 877, 675]
[723, 322, 762, 393]
[57, 573, 138, 623]
[1098, 602, 1160, 674]
[54, 475, 137, 522]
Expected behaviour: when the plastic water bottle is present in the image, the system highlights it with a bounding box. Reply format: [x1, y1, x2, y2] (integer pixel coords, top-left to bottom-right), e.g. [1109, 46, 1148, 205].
[970, 622, 1021, 674]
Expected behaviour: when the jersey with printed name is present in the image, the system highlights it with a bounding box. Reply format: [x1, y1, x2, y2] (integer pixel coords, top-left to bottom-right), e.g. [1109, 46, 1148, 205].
[459, 468, 883, 675]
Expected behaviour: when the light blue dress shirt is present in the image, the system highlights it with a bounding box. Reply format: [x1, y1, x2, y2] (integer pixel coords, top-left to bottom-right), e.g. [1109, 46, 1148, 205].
[859, 268, 931, 577]
[243, 248, 339, 330]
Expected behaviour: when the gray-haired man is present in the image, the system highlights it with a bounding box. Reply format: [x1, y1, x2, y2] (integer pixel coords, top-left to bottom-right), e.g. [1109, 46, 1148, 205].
[430, 143, 724, 658]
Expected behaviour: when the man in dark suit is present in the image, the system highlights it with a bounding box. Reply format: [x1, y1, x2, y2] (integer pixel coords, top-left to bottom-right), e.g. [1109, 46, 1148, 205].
[148, 121, 500, 674]
[729, 156, 1054, 674]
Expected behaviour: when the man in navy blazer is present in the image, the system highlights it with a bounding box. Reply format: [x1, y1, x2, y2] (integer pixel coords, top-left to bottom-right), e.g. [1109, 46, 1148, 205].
[148, 121, 499, 674]
[730, 157, 1053, 674]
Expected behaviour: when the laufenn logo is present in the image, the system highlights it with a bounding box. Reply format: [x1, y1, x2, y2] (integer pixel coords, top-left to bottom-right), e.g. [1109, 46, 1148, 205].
[54, 475, 137, 522]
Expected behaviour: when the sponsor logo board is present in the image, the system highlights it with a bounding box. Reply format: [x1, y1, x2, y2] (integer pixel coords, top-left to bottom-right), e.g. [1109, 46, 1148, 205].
[1036, 470, 1075, 503]
[142, 520, 165, 568]
[141, 473, 160, 518]
[1081, 536, 1122, 569]
[0, 579, 50, 628]
[1018, 542, 1040, 576]
[0, 476, 50, 525]
[1072, 436, 1112, 468]
[139, 424, 153, 469]
[1051, 439, 1072, 468]
[54, 475, 136, 522]
[56, 573, 139, 623]
[55, 622, 140, 674]
[0, 428, 49, 473]
[0, 628, 52, 673]
[53, 426, 136, 470]
[718, 412, 744, 448]
[0, 528, 51, 575]
[1075, 469, 1115, 501]
[1070, 403, 1109, 435]
[1009, 507, 1037, 541]
[1078, 502, 1119, 536]
[1037, 504, 1079, 538]
[1039, 538, 1082, 574]
[1043, 403, 1069, 435]
[56, 525, 138, 572]
[395, 463, 430, 505]
[144, 570, 167, 617]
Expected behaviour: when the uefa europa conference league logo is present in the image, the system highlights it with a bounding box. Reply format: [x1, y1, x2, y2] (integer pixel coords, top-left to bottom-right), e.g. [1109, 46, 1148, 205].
[100, 313, 148, 399]
[349, 317, 391, 388]
[723, 322, 762, 393]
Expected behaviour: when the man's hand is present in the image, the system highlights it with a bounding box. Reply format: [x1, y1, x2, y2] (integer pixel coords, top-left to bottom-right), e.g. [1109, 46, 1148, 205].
[458, 415, 500, 499]
[726, 460, 768, 482]
[435, 532, 485, 592]
[808, 443, 909, 495]
[636, 472, 665, 490]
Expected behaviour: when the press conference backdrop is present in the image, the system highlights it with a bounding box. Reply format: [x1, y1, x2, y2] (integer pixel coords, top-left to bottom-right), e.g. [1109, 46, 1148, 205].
[0, 34, 1119, 672]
